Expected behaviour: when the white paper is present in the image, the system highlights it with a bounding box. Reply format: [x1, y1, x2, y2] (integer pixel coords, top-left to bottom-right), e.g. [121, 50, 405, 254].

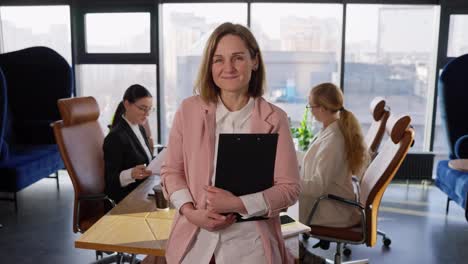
[147, 148, 167, 175]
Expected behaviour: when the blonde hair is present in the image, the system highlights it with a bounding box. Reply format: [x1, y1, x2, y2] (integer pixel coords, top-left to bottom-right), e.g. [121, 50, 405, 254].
[311, 83, 369, 175]
[194, 22, 266, 103]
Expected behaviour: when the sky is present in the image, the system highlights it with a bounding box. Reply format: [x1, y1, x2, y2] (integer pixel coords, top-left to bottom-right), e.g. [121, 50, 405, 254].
[0, 6, 69, 33]
[0, 3, 443, 50]
[85, 12, 150, 49]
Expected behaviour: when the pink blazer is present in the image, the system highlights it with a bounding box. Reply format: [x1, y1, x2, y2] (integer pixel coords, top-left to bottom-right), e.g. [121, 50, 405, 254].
[161, 96, 301, 264]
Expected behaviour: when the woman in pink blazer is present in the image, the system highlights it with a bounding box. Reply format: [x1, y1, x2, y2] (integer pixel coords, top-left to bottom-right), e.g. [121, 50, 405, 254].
[161, 23, 301, 264]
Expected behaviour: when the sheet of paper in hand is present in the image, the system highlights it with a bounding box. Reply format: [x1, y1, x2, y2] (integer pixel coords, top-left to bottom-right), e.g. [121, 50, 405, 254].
[147, 148, 167, 175]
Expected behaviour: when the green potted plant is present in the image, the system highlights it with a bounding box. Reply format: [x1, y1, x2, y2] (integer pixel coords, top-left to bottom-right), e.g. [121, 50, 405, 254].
[291, 108, 314, 151]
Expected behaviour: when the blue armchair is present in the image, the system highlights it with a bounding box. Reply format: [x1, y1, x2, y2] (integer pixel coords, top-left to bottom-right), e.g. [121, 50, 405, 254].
[0, 47, 72, 211]
[0, 68, 7, 162]
[435, 53, 468, 221]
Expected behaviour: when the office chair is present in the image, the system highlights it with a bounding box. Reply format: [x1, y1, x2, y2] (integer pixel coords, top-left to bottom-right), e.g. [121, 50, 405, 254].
[302, 114, 414, 264]
[52, 96, 138, 264]
[364, 97, 390, 159]
[350, 97, 392, 254]
[351, 97, 390, 203]
[435, 53, 468, 222]
[0, 67, 5, 229]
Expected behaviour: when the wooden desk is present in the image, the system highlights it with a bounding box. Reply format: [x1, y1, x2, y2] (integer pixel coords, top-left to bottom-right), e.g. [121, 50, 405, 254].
[75, 176, 310, 260]
[76, 176, 168, 255]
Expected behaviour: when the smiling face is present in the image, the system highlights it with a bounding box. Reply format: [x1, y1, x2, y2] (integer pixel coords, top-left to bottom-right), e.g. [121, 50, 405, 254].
[123, 96, 153, 125]
[211, 34, 258, 96]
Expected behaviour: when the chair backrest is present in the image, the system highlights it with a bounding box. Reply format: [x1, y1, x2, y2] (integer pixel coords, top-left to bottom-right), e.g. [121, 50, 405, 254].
[364, 97, 390, 158]
[52, 96, 106, 233]
[359, 114, 414, 247]
[438, 54, 468, 159]
[0, 67, 8, 161]
[0, 46, 73, 144]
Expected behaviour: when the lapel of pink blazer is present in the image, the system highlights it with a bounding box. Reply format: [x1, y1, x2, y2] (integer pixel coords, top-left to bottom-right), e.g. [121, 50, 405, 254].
[251, 97, 274, 133]
[199, 98, 217, 187]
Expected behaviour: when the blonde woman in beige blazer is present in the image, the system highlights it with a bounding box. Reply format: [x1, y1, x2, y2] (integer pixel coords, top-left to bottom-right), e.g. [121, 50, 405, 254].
[299, 83, 369, 228]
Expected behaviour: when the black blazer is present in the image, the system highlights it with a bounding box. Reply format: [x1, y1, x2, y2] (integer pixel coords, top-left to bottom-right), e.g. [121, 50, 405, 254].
[103, 120, 153, 203]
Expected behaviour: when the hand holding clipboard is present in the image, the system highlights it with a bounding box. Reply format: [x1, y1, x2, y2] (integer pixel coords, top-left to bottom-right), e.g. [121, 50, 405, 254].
[213, 133, 278, 221]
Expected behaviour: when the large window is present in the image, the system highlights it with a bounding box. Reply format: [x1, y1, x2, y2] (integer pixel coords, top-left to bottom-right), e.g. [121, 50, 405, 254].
[0, 5, 71, 63]
[161, 3, 247, 141]
[85, 12, 151, 54]
[77, 65, 157, 138]
[251, 3, 343, 128]
[447, 15, 468, 57]
[76, 6, 157, 139]
[344, 5, 440, 151]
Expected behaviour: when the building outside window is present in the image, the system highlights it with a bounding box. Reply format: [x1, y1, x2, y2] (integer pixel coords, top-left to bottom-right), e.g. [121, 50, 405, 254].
[0, 5, 71, 63]
[161, 3, 247, 141]
[344, 5, 440, 152]
[251, 3, 343, 130]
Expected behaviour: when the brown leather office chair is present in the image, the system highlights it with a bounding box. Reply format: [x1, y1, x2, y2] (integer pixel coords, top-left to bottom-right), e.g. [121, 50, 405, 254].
[352, 97, 390, 196]
[52, 96, 137, 263]
[303, 114, 414, 264]
[364, 97, 390, 159]
[355, 97, 392, 250]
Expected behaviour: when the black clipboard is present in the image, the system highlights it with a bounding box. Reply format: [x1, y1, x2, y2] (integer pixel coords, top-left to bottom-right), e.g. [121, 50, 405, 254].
[215, 133, 278, 222]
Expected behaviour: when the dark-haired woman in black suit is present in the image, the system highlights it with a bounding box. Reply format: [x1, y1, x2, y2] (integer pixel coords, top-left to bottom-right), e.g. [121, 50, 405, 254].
[103, 84, 155, 203]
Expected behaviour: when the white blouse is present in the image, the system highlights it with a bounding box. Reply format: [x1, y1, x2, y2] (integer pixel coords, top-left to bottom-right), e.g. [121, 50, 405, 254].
[171, 97, 271, 264]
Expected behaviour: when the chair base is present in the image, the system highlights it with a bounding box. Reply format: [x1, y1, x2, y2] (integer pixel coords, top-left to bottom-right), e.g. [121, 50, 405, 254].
[445, 192, 468, 221]
[325, 259, 368, 264]
[47, 171, 60, 190]
[377, 229, 391, 247]
[91, 252, 141, 264]
[300, 240, 368, 264]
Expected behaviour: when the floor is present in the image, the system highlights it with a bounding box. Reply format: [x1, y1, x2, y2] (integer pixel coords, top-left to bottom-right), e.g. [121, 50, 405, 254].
[0, 172, 467, 264]
[301, 183, 468, 264]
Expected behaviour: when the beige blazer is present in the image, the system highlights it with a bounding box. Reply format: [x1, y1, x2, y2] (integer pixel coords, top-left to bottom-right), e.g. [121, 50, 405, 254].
[161, 96, 301, 264]
[299, 121, 359, 227]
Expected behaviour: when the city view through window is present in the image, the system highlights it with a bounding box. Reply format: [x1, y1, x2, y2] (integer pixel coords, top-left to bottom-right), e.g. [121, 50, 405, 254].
[161, 4, 440, 152]
[0, 4, 454, 155]
[344, 5, 440, 152]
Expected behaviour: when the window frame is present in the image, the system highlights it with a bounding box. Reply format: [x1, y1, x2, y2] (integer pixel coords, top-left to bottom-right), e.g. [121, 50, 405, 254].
[429, 4, 468, 151]
[73, 3, 158, 64]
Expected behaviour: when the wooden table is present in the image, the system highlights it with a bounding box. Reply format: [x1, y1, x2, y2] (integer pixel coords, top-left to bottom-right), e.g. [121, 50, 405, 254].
[75, 175, 310, 260]
[76, 176, 169, 255]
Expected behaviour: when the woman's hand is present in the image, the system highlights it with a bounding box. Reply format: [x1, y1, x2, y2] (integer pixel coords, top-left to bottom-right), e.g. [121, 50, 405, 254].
[205, 186, 247, 214]
[181, 203, 236, 232]
[131, 164, 152, 180]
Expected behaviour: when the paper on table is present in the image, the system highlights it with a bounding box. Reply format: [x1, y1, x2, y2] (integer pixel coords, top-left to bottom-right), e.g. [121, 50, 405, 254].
[279, 212, 311, 239]
[147, 148, 167, 175]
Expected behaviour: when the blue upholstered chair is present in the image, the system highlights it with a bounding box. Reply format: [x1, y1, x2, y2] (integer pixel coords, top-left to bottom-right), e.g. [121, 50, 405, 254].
[0, 68, 7, 161]
[0, 67, 5, 228]
[435, 53, 468, 221]
[0, 47, 72, 211]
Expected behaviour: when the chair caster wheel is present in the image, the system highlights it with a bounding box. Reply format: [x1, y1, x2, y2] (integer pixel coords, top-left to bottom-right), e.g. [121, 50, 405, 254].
[343, 247, 352, 257]
[383, 238, 391, 247]
[312, 240, 330, 250]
